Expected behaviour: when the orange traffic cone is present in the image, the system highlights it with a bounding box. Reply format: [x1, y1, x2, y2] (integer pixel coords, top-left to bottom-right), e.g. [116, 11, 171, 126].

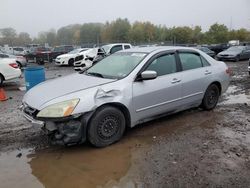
[0, 88, 8, 101]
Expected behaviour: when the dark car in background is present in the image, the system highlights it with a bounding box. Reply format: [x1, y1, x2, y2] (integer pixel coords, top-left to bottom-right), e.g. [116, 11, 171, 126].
[196, 46, 216, 58]
[208, 43, 229, 54]
[216, 46, 250, 62]
[51, 45, 74, 60]
[25, 47, 52, 63]
[25, 45, 74, 64]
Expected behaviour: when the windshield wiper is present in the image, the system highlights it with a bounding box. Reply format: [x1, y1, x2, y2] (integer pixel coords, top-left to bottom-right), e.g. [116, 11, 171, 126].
[86, 72, 104, 78]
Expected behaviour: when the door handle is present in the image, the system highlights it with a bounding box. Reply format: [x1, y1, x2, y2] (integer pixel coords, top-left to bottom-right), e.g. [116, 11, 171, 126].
[171, 78, 181, 84]
[204, 70, 212, 75]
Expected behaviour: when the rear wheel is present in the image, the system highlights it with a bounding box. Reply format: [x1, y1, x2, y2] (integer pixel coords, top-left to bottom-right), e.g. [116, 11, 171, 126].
[0, 74, 4, 86]
[88, 106, 126, 147]
[16, 61, 22, 69]
[201, 84, 220, 110]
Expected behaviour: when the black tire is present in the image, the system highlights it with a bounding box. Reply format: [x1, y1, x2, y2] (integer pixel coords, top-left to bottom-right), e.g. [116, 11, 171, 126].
[0, 74, 4, 86]
[68, 59, 74, 66]
[88, 106, 126, 147]
[201, 84, 220, 110]
[16, 61, 22, 69]
[234, 56, 240, 62]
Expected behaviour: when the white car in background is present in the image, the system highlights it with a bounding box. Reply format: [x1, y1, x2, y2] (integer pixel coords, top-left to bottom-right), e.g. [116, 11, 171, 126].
[0, 52, 27, 68]
[74, 48, 105, 71]
[0, 58, 21, 86]
[55, 48, 89, 66]
[102, 43, 132, 55]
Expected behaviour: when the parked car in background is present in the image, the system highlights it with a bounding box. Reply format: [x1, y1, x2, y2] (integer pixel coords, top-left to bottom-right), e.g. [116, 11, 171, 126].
[55, 48, 89, 66]
[248, 58, 250, 75]
[0, 52, 27, 68]
[208, 43, 229, 54]
[21, 46, 230, 147]
[216, 46, 250, 62]
[0, 58, 21, 86]
[101, 43, 132, 55]
[74, 48, 105, 71]
[2, 47, 26, 56]
[51, 45, 74, 60]
[25, 47, 52, 63]
[195, 46, 216, 58]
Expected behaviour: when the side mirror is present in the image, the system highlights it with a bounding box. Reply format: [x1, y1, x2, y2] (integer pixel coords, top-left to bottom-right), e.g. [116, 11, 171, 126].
[137, 70, 157, 81]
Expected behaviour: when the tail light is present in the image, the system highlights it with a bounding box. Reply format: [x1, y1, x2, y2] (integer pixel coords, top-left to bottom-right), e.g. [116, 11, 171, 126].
[9, 63, 19, 69]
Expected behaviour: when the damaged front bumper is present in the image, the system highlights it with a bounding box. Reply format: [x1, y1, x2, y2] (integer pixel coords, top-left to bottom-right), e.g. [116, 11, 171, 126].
[20, 104, 45, 126]
[20, 104, 89, 145]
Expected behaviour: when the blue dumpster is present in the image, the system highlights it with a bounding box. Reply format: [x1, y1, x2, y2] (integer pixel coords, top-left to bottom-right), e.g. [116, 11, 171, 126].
[24, 66, 45, 91]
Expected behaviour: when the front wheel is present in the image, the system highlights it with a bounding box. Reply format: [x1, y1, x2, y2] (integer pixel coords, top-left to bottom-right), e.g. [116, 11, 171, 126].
[68, 59, 74, 66]
[201, 84, 220, 110]
[88, 106, 126, 147]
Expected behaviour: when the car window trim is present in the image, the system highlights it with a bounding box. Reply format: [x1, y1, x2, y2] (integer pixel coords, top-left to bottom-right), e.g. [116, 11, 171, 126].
[135, 50, 181, 81]
[176, 50, 209, 71]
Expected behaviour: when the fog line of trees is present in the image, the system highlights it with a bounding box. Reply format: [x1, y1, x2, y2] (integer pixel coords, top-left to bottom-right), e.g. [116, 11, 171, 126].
[1, 18, 250, 47]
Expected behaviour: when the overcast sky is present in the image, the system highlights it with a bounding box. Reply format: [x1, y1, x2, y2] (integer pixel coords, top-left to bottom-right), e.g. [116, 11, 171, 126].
[0, 0, 250, 37]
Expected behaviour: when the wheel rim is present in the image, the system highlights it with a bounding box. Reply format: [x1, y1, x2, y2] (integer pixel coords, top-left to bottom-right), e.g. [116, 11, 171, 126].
[207, 88, 218, 106]
[97, 115, 119, 140]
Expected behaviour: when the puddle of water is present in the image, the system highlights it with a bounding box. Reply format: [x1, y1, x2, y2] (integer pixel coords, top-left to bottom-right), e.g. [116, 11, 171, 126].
[221, 85, 250, 105]
[0, 109, 216, 188]
[0, 149, 43, 188]
[0, 142, 133, 188]
[28, 142, 132, 188]
[223, 93, 250, 105]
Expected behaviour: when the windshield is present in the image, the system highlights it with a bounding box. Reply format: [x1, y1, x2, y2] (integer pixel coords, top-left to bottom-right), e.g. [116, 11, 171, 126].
[227, 46, 244, 52]
[198, 47, 212, 53]
[85, 52, 147, 79]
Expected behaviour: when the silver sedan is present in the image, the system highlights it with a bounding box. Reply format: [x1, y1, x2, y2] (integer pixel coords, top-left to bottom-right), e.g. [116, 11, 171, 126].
[21, 46, 230, 147]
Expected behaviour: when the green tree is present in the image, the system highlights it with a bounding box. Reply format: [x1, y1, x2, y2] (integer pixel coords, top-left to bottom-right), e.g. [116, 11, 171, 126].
[102, 18, 131, 42]
[80, 23, 103, 45]
[17, 32, 32, 45]
[207, 23, 229, 43]
[46, 29, 57, 46]
[0, 27, 17, 45]
[172, 26, 193, 44]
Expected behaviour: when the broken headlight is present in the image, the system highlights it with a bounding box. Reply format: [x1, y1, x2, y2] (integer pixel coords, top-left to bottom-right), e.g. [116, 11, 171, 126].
[37, 99, 80, 118]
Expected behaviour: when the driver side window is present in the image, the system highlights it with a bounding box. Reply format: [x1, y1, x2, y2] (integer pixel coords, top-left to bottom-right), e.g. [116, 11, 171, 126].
[146, 53, 177, 76]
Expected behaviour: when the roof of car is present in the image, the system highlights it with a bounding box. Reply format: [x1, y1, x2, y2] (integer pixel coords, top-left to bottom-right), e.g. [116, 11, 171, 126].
[123, 46, 198, 53]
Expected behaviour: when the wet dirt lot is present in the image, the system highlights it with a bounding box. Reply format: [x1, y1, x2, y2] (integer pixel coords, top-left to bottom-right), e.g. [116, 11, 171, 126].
[0, 61, 250, 188]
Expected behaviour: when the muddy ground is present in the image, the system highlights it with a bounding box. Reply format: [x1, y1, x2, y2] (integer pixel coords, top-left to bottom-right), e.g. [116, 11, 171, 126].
[0, 60, 249, 188]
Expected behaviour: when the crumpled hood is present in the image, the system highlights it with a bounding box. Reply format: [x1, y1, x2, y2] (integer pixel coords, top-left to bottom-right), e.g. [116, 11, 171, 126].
[23, 73, 114, 109]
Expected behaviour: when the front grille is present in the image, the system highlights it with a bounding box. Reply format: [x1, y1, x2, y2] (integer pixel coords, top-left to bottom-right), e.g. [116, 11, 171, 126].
[24, 105, 38, 117]
[75, 55, 83, 62]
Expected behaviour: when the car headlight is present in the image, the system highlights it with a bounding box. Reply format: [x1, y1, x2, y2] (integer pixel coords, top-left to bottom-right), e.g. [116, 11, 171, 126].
[37, 99, 80, 118]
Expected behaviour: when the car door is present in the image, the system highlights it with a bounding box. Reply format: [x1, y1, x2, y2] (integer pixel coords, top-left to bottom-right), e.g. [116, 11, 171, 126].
[177, 51, 213, 107]
[243, 46, 250, 59]
[132, 52, 182, 122]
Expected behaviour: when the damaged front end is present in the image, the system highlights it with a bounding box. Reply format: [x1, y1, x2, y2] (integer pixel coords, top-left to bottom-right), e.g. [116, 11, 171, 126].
[20, 103, 91, 146]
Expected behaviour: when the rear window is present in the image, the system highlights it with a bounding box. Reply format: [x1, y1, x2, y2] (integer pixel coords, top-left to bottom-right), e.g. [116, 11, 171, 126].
[124, 45, 131, 49]
[179, 53, 203, 71]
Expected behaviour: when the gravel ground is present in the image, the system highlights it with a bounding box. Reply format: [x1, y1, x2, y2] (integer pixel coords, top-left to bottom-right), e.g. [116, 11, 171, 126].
[0, 60, 249, 188]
